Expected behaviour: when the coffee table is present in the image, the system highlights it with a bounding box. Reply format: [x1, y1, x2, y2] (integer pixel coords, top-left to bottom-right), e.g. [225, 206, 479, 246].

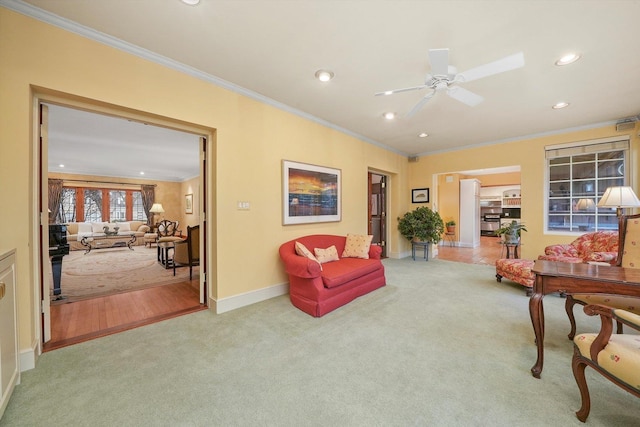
[80, 233, 137, 254]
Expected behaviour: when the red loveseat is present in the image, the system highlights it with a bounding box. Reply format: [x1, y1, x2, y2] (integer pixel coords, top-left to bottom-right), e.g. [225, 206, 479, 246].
[279, 234, 386, 317]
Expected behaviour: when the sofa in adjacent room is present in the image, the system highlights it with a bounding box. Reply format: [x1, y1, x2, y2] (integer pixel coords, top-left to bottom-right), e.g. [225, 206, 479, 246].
[64, 221, 150, 250]
[279, 234, 386, 317]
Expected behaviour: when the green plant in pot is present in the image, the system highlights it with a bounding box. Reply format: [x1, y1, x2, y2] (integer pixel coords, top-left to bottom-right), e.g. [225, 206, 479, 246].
[445, 220, 456, 233]
[495, 220, 527, 244]
[398, 207, 445, 243]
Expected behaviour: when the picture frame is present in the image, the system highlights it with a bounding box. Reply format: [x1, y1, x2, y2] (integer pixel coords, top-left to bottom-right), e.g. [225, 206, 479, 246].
[185, 193, 193, 214]
[282, 160, 341, 225]
[412, 188, 429, 204]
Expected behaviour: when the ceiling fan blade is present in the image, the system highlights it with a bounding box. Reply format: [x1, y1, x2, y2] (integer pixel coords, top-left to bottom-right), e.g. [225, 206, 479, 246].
[447, 86, 484, 106]
[428, 48, 449, 76]
[374, 84, 427, 96]
[405, 91, 436, 118]
[457, 52, 524, 83]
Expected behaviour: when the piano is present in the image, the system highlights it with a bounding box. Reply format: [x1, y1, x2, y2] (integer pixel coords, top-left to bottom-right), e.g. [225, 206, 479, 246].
[48, 224, 70, 299]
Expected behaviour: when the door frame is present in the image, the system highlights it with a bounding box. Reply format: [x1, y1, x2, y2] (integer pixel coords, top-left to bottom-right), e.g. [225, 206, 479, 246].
[32, 89, 215, 349]
[368, 171, 388, 257]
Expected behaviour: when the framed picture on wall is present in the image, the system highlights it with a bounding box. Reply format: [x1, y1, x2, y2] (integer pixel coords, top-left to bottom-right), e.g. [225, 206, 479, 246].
[282, 160, 341, 225]
[185, 193, 193, 214]
[412, 188, 429, 203]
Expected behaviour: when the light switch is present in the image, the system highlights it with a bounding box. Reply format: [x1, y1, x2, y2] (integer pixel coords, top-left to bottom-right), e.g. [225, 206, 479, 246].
[237, 201, 250, 210]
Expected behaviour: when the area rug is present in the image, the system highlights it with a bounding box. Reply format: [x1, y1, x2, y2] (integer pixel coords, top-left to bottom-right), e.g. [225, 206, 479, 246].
[52, 246, 198, 303]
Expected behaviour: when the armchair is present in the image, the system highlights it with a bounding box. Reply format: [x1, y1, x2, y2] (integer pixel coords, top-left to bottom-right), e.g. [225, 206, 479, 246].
[572, 304, 640, 422]
[157, 220, 183, 243]
[173, 225, 199, 280]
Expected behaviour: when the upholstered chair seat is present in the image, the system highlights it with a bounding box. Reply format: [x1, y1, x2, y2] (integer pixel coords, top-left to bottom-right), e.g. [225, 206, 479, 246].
[572, 305, 640, 422]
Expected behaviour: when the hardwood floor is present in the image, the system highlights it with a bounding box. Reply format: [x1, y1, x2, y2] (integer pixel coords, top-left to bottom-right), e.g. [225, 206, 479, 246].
[436, 235, 504, 265]
[44, 280, 206, 351]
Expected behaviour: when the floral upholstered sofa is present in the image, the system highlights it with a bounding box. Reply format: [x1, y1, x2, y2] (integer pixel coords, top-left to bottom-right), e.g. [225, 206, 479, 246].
[537, 231, 619, 265]
[64, 221, 150, 250]
[279, 234, 386, 317]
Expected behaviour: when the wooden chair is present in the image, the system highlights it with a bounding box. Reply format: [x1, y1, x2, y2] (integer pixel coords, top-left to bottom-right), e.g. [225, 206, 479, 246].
[572, 304, 640, 422]
[156, 220, 183, 243]
[566, 213, 640, 340]
[173, 225, 199, 280]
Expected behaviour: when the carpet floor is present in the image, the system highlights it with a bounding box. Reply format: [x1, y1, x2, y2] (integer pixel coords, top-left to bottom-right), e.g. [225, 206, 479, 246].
[53, 246, 198, 303]
[7, 258, 640, 426]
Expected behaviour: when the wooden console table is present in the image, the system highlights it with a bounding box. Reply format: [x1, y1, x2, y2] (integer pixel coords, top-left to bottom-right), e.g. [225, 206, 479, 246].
[530, 260, 640, 378]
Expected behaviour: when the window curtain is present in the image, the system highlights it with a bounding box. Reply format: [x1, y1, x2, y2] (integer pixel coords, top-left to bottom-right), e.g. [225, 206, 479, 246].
[48, 179, 64, 224]
[141, 185, 155, 226]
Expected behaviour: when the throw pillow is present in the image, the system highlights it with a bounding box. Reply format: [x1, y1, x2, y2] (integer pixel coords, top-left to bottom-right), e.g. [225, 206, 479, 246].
[77, 223, 92, 234]
[295, 241, 322, 270]
[314, 245, 340, 264]
[117, 222, 131, 232]
[342, 234, 373, 259]
[91, 222, 107, 233]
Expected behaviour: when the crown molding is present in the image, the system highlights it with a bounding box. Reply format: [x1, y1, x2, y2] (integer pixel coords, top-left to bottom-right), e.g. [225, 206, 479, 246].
[0, 0, 406, 157]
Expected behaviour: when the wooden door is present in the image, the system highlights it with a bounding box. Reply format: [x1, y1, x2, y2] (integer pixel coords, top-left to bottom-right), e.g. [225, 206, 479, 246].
[368, 173, 387, 257]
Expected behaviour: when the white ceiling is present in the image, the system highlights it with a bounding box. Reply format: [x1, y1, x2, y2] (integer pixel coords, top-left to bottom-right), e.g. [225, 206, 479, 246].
[46, 104, 201, 182]
[9, 0, 640, 163]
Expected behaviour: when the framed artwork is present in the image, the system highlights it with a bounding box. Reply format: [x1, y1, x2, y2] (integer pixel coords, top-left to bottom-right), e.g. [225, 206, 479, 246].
[412, 188, 429, 203]
[185, 193, 193, 214]
[282, 160, 341, 225]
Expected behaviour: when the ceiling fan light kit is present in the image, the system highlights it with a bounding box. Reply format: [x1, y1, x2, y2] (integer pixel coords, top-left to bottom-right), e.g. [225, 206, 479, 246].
[376, 48, 525, 118]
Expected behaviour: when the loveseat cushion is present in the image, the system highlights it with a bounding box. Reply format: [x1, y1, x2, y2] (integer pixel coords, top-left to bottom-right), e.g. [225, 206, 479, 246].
[321, 258, 381, 289]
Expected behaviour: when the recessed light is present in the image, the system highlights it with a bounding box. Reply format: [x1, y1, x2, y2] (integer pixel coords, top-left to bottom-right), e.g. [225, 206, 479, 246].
[140, 171, 145, 175]
[181, 0, 200, 5]
[555, 53, 580, 66]
[314, 70, 334, 82]
[59, 164, 64, 168]
[552, 102, 569, 109]
[418, 132, 429, 138]
[383, 112, 396, 120]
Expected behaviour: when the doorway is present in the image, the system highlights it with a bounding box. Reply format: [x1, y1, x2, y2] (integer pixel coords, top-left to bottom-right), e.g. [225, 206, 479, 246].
[37, 97, 212, 350]
[368, 172, 387, 257]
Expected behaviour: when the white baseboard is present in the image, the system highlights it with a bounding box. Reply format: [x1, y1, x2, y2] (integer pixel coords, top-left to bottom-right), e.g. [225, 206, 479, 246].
[20, 339, 39, 373]
[211, 282, 289, 314]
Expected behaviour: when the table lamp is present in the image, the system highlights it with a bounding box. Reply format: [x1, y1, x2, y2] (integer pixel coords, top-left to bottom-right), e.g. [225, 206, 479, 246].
[596, 186, 640, 217]
[149, 203, 165, 225]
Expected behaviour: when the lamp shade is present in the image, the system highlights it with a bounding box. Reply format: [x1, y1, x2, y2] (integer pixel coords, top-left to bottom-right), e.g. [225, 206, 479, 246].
[149, 203, 165, 213]
[597, 186, 640, 209]
[575, 198, 595, 211]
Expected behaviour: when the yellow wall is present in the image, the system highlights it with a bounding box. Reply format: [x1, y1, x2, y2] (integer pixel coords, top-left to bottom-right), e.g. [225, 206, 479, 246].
[181, 176, 200, 230]
[472, 172, 521, 187]
[409, 126, 640, 259]
[0, 9, 407, 357]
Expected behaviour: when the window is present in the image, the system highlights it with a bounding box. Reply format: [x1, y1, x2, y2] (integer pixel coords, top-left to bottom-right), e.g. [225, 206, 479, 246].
[83, 189, 103, 222]
[57, 188, 76, 223]
[132, 191, 147, 222]
[546, 137, 629, 232]
[55, 186, 149, 223]
[109, 190, 126, 221]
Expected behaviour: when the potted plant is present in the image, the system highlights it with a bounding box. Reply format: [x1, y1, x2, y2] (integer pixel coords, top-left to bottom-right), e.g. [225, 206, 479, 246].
[495, 220, 527, 244]
[445, 220, 456, 233]
[397, 207, 445, 243]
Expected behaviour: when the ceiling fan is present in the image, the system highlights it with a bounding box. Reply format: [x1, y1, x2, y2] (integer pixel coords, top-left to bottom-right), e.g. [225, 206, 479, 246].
[375, 49, 525, 118]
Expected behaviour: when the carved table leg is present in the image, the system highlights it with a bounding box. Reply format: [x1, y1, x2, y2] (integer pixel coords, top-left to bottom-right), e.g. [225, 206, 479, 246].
[529, 291, 545, 378]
